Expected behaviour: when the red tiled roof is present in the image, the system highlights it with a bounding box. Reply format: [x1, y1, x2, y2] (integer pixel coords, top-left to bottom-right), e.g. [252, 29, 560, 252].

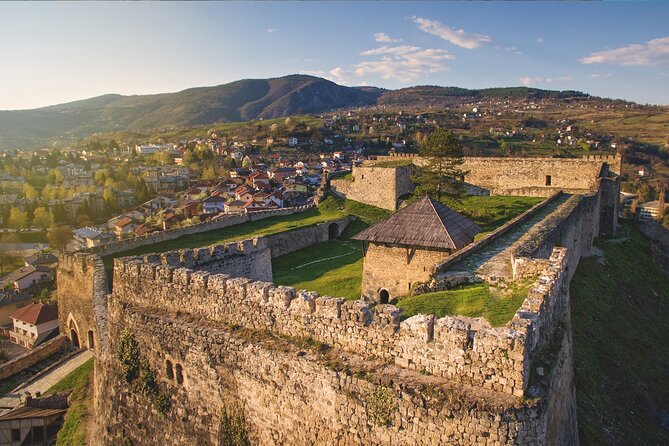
[10, 302, 58, 325]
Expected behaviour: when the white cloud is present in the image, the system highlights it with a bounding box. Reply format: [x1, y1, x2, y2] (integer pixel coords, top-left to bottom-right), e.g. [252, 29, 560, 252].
[355, 45, 454, 82]
[411, 16, 491, 49]
[589, 72, 612, 79]
[519, 76, 572, 86]
[299, 67, 349, 85]
[580, 36, 669, 66]
[374, 32, 402, 43]
[537, 37, 544, 44]
[267, 28, 276, 33]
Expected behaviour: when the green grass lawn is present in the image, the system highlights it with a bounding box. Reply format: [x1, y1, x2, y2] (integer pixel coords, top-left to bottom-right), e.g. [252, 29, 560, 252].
[396, 279, 534, 326]
[103, 197, 349, 266]
[47, 358, 94, 446]
[439, 195, 543, 233]
[571, 223, 669, 445]
[272, 219, 367, 300]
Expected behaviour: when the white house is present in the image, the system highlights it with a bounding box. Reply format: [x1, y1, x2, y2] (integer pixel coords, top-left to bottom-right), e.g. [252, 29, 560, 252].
[638, 201, 665, 221]
[8, 303, 59, 349]
[0, 265, 54, 293]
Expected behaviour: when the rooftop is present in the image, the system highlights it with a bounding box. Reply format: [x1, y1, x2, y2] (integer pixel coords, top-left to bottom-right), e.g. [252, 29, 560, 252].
[353, 195, 481, 250]
[9, 302, 58, 325]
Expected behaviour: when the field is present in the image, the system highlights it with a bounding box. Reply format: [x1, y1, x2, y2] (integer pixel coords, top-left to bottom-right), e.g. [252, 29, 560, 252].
[273, 195, 541, 317]
[571, 223, 669, 445]
[396, 278, 534, 326]
[47, 358, 94, 446]
[102, 198, 349, 266]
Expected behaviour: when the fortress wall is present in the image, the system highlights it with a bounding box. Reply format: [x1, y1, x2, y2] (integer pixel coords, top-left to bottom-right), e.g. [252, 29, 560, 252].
[109, 250, 580, 397]
[331, 165, 414, 210]
[94, 297, 547, 446]
[376, 153, 621, 197]
[461, 157, 604, 196]
[56, 253, 109, 350]
[262, 216, 352, 258]
[85, 204, 314, 257]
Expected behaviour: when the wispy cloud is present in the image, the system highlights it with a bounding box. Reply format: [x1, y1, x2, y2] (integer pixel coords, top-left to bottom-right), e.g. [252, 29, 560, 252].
[537, 37, 544, 44]
[580, 36, 669, 66]
[411, 16, 491, 49]
[496, 45, 522, 56]
[267, 28, 276, 33]
[374, 32, 402, 43]
[355, 45, 454, 82]
[519, 76, 572, 86]
[300, 67, 349, 84]
[589, 72, 612, 79]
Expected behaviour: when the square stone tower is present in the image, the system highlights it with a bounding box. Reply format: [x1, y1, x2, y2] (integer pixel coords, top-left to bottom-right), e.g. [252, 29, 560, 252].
[353, 196, 480, 302]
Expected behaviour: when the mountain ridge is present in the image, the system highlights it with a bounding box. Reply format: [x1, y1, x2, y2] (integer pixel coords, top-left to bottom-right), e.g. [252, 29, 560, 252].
[0, 74, 592, 149]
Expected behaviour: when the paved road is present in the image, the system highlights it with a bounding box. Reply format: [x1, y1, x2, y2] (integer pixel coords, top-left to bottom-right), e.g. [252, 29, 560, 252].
[0, 349, 93, 415]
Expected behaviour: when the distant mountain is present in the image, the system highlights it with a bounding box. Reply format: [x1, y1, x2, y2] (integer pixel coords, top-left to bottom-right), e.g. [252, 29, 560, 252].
[0, 75, 590, 149]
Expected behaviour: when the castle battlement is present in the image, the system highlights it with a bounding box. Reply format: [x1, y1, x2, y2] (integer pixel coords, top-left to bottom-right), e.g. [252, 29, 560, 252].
[110, 241, 569, 397]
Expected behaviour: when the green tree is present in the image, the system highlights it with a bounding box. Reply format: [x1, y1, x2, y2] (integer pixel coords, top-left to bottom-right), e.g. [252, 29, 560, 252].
[23, 184, 40, 200]
[47, 225, 72, 252]
[202, 165, 217, 180]
[0, 233, 20, 275]
[413, 129, 467, 200]
[32, 207, 52, 228]
[135, 178, 152, 203]
[8, 208, 28, 229]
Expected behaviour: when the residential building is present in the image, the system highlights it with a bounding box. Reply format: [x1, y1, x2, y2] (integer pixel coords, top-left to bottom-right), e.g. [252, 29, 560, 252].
[638, 200, 665, 221]
[0, 291, 31, 332]
[73, 227, 115, 249]
[0, 266, 54, 293]
[8, 302, 59, 349]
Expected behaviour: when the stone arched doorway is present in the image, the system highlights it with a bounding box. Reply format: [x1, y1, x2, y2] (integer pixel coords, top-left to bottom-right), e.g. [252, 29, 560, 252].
[328, 223, 339, 240]
[379, 289, 390, 304]
[67, 314, 81, 349]
[70, 326, 80, 348]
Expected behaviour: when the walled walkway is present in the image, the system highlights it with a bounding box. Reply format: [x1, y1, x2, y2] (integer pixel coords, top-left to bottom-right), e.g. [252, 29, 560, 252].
[446, 194, 571, 279]
[0, 349, 93, 415]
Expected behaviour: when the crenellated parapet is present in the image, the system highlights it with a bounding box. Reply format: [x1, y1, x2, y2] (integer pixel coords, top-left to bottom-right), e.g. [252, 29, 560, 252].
[110, 242, 569, 397]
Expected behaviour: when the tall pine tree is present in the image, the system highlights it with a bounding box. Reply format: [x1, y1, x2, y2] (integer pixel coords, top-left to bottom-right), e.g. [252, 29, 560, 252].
[412, 129, 467, 200]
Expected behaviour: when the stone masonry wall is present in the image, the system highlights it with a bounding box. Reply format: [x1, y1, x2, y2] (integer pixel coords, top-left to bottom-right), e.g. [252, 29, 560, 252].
[376, 153, 621, 197]
[360, 243, 451, 300]
[84, 204, 314, 257]
[93, 299, 548, 446]
[56, 254, 108, 350]
[109, 244, 572, 398]
[331, 165, 414, 210]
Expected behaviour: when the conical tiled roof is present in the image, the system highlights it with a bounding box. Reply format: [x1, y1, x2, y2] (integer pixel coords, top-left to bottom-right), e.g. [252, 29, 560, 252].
[353, 196, 481, 250]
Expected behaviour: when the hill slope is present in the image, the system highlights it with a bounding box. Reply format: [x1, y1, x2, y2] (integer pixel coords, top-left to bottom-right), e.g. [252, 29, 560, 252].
[0, 75, 596, 150]
[0, 75, 381, 149]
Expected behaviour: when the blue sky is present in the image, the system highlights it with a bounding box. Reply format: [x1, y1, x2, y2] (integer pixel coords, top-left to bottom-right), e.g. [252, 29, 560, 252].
[1, 1, 668, 109]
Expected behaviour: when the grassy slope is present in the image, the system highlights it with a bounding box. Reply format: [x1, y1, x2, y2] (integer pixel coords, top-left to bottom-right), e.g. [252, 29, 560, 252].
[47, 358, 94, 446]
[397, 278, 534, 326]
[274, 195, 539, 314]
[103, 197, 348, 266]
[571, 223, 669, 445]
[439, 195, 543, 233]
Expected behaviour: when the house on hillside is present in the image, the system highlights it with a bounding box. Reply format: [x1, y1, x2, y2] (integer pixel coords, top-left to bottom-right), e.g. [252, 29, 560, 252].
[0, 265, 54, 293]
[113, 217, 138, 238]
[202, 196, 226, 214]
[23, 253, 58, 268]
[8, 302, 59, 349]
[0, 291, 31, 334]
[224, 200, 247, 214]
[638, 200, 665, 221]
[73, 227, 115, 249]
[353, 196, 480, 303]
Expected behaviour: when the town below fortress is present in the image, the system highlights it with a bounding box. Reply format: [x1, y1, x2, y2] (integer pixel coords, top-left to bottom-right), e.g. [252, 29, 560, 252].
[0, 82, 667, 446]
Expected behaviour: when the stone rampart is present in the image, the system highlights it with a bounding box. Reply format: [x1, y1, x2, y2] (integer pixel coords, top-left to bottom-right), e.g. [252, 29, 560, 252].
[0, 335, 68, 381]
[331, 165, 414, 210]
[111, 243, 569, 398]
[93, 299, 548, 446]
[56, 253, 108, 350]
[83, 204, 313, 257]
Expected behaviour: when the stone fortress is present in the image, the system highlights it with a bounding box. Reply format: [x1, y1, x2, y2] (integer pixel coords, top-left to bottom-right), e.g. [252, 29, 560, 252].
[55, 153, 621, 445]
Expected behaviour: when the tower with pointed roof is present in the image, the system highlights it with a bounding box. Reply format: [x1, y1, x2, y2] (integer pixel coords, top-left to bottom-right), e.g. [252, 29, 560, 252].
[353, 195, 480, 302]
